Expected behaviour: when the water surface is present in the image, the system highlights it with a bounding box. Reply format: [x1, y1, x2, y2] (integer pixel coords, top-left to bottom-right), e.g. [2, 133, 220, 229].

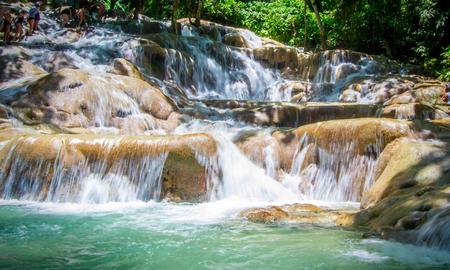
[0, 200, 448, 270]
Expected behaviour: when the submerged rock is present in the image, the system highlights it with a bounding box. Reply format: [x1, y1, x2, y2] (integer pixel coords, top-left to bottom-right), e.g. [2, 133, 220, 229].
[240, 203, 356, 227]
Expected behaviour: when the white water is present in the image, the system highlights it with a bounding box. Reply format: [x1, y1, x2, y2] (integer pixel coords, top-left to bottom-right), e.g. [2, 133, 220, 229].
[0, 8, 397, 206]
[281, 134, 379, 202]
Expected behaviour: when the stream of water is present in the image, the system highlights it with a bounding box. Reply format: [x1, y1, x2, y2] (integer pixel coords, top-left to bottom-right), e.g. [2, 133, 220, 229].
[0, 5, 449, 269]
[1, 200, 449, 269]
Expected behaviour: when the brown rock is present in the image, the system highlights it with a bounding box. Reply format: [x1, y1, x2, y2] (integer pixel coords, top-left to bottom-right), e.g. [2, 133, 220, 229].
[2, 68, 179, 133]
[222, 32, 250, 48]
[0, 131, 217, 202]
[0, 46, 46, 85]
[41, 52, 77, 72]
[240, 203, 356, 227]
[110, 58, 145, 80]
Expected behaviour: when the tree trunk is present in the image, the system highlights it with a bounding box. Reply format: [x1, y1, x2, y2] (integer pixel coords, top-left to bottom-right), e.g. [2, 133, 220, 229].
[303, 0, 308, 50]
[152, 0, 162, 19]
[172, 0, 180, 34]
[187, 0, 193, 24]
[310, 0, 325, 50]
[133, 0, 143, 20]
[110, 0, 117, 10]
[194, 0, 203, 27]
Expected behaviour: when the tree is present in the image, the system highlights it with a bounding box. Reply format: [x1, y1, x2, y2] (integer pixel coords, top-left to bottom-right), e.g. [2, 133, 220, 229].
[132, 0, 144, 20]
[194, 0, 203, 26]
[303, 0, 308, 49]
[309, 0, 325, 50]
[172, 0, 180, 34]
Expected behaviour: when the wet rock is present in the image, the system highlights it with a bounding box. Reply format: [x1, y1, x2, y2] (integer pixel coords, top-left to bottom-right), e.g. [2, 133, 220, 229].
[0, 131, 217, 202]
[0, 46, 46, 85]
[272, 118, 412, 172]
[340, 75, 447, 105]
[57, 29, 81, 43]
[0, 68, 180, 133]
[414, 83, 447, 106]
[41, 51, 78, 72]
[339, 89, 360, 103]
[222, 33, 250, 48]
[241, 206, 289, 223]
[355, 137, 450, 250]
[395, 211, 426, 230]
[361, 138, 450, 208]
[278, 81, 311, 102]
[108, 15, 169, 35]
[225, 102, 381, 127]
[240, 203, 356, 227]
[124, 39, 167, 80]
[110, 58, 145, 80]
[381, 103, 449, 120]
[253, 46, 304, 78]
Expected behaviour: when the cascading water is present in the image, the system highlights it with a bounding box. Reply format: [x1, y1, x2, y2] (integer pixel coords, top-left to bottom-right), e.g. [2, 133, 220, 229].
[0, 136, 169, 203]
[0, 4, 449, 267]
[0, 9, 412, 205]
[281, 134, 379, 202]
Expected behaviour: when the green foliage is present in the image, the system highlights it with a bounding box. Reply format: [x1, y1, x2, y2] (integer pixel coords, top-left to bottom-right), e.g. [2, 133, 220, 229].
[203, 0, 245, 25]
[429, 46, 450, 81]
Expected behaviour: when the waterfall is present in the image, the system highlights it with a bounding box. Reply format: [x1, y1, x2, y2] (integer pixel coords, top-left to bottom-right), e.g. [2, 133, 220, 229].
[0, 11, 416, 205]
[210, 132, 298, 202]
[311, 50, 362, 100]
[281, 134, 379, 202]
[0, 136, 168, 203]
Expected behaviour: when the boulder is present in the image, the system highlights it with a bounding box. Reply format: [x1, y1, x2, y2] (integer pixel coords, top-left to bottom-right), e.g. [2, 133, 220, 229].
[361, 138, 449, 208]
[0, 68, 180, 133]
[339, 89, 360, 103]
[414, 83, 447, 106]
[240, 203, 356, 227]
[110, 58, 145, 80]
[123, 39, 167, 80]
[222, 32, 250, 48]
[355, 137, 450, 250]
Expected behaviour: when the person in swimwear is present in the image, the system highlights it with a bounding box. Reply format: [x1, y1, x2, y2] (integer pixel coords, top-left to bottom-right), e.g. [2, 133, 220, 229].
[1, 10, 12, 41]
[14, 9, 27, 40]
[27, 2, 41, 36]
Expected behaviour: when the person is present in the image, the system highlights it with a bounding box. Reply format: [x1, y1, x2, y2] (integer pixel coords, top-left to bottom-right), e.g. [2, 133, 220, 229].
[443, 83, 450, 103]
[1, 10, 12, 41]
[76, 6, 86, 29]
[59, 6, 73, 26]
[14, 10, 27, 40]
[97, 1, 105, 21]
[27, 2, 40, 36]
[90, 1, 105, 21]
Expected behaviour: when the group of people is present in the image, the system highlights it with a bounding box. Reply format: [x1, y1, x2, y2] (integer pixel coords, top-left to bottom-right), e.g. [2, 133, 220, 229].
[0, 0, 111, 42]
[57, 0, 106, 29]
[1, 2, 41, 42]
